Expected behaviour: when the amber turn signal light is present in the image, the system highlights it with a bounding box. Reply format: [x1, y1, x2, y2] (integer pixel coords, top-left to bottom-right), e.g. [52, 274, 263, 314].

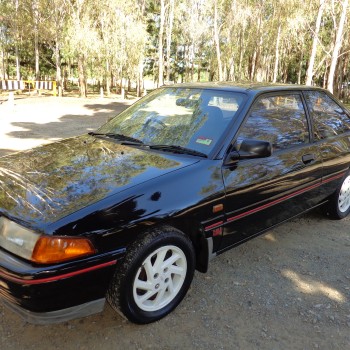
[31, 236, 96, 264]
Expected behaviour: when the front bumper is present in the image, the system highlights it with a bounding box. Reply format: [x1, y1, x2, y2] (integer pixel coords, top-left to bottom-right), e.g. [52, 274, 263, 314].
[2, 297, 106, 325]
[0, 248, 123, 324]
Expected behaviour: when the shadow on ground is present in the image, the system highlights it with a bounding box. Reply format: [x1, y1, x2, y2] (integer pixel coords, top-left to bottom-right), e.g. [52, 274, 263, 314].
[0, 149, 17, 157]
[1, 100, 130, 156]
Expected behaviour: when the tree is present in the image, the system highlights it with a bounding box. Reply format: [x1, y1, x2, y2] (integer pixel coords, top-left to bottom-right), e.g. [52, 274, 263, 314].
[306, 0, 326, 85]
[0, 0, 349, 100]
[165, 0, 174, 82]
[327, 0, 349, 93]
[63, 0, 100, 97]
[213, 0, 223, 81]
[158, 0, 166, 86]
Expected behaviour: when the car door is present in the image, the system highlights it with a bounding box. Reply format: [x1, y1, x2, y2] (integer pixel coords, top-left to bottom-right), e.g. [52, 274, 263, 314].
[303, 90, 350, 197]
[219, 92, 324, 251]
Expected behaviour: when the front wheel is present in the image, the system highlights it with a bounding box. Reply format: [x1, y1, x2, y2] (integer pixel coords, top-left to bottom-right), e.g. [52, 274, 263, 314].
[326, 171, 350, 219]
[107, 226, 195, 324]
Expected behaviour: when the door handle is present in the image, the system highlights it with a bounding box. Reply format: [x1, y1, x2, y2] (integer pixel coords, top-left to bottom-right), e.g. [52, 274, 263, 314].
[302, 154, 316, 164]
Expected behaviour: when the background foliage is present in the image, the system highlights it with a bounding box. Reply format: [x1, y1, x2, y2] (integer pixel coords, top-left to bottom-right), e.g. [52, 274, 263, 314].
[0, 0, 349, 99]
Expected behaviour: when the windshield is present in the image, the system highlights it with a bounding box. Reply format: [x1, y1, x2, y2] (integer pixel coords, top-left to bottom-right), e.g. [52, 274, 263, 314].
[97, 87, 246, 156]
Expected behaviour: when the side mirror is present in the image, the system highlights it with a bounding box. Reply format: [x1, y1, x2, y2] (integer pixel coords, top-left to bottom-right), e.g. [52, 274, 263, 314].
[231, 139, 272, 160]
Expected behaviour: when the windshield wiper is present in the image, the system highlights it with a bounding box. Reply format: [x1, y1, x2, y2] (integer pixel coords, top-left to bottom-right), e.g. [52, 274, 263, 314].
[88, 132, 143, 144]
[88, 133, 207, 157]
[149, 145, 207, 158]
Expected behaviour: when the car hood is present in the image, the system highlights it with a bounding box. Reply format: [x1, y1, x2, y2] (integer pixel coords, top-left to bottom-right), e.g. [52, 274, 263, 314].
[0, 135, 198, 230]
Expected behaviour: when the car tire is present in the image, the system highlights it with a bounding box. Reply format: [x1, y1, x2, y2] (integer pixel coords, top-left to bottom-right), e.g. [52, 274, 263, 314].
[326, 171, 350, 219]
[107, 226, 195, 324]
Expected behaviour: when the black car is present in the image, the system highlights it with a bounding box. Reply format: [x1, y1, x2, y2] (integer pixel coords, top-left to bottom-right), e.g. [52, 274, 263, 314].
[1, 83, 350, 324]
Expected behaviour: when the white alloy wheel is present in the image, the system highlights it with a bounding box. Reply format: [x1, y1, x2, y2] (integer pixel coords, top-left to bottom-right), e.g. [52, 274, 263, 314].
[133, 245, 187, 312]
[338, 175, 350, 213]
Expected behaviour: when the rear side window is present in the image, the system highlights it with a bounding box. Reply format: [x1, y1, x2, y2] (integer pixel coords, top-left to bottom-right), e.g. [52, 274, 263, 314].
[237, 94, 309, 151]
[304, 91, 350, 140]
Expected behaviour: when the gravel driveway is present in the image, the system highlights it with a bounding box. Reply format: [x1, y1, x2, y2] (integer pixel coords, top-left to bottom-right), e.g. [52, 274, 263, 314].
[0, 96, 349, 350]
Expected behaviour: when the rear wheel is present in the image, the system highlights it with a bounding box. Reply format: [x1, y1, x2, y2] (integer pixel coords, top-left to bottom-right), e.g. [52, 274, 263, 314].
[107, 226, 195, 324]
[326, 171, 350, 219]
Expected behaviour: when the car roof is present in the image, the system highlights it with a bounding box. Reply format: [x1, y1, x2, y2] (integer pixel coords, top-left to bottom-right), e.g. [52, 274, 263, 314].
[168, 82, 326, 95]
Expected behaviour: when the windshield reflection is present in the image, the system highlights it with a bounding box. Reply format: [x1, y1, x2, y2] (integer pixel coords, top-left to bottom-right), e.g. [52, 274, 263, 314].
[98, 87, 246, 155]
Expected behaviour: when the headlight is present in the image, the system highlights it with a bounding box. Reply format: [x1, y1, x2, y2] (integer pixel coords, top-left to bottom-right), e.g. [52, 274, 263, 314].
[0, 217, 40, 260]
[0, 217, 96, 264]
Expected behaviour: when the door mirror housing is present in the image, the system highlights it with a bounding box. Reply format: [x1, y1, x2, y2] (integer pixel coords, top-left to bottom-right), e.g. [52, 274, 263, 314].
[230, 139, 272, 161]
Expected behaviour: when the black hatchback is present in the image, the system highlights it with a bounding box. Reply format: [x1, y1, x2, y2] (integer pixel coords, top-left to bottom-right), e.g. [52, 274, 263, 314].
[1, 83, 350, 324]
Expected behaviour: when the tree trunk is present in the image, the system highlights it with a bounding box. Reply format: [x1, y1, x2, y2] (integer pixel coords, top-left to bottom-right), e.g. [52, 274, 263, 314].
[341, 53, 349, 101]
[323, 63, 328, 89]
[336, 57, 343, 97]
[165, 0, 174, 82]
[137, 57, 144, 97]
[327, 0, 348, 94]
[0, 49, 5, 79]
[137, 73, 141, 98]
[238, 29, 244, 80]
[158, 0, 166, 86]
[15, 46, 20, 80]
[106, 59, 111, 96]
[214, 0, 223, 81]
[33, 0, 40, 80]
[251, 9, 263, 81]
[297, 46, 304, 85]
[78, 54, 87, 97]
[306, 0, 325, 85]
[55, 37, 62, 96]
[197, 59, 201, 82]
[191, 44, 195, 81]
[273, 23, 282, 83]
[185, 44, 190, 82]
[228, 56, 235, 81]
[14, 0, 20, 80]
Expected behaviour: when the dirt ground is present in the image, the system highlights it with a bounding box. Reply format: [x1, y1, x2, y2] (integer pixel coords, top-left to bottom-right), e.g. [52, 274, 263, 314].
[0, 95, 349, 350]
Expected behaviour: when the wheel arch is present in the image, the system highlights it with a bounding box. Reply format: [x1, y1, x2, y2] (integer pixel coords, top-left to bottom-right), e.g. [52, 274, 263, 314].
[155, 218, 211, 273]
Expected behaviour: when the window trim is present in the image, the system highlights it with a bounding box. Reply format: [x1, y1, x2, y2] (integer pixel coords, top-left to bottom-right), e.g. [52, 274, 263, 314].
[232, 91, 312, 153]
[302, 90, 350, 141]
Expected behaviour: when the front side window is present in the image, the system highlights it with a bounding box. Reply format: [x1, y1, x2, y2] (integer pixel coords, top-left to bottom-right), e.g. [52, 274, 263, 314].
[237, 94, 309, 151]
[304, 90, 350, 139]
[98, 88, 246, 155]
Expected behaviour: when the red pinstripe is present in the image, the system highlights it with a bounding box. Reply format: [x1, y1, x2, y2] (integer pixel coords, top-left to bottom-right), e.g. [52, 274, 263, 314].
[0, 260, 117, 285]
[205, 172, 345, 231]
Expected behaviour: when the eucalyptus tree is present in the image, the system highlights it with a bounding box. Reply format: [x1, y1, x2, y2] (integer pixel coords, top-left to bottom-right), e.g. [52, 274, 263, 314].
[0, 0, 9, 79]
[158, 0, 166, 86]
[327, 0, 349, 93]
[41, 0, 69, 95]
[165, 0, 174, 82]
[306, 0, 326, 85]
[0, 0, 349, 98]
[2, 0, 25, 80]
[95, 0, 146, 94]
[213, 0, 223, 81]
[175, 0, 209, 82]
[63, 0, 100, 97]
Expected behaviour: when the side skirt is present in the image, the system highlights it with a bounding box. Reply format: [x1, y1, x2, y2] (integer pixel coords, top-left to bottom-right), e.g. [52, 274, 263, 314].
[214, 201, 328, 259]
